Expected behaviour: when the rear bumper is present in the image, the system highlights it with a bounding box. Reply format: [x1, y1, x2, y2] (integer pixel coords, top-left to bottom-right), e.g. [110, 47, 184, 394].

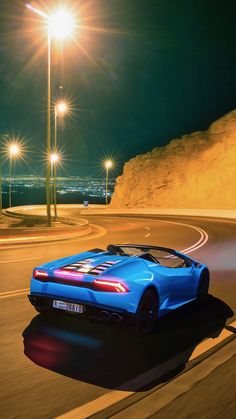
[28, 293, 135, 324]
[30, 277, 140, 314]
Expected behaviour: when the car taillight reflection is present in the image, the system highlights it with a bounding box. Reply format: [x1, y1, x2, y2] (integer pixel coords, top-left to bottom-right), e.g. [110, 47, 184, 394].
[93, 279, 129, 293]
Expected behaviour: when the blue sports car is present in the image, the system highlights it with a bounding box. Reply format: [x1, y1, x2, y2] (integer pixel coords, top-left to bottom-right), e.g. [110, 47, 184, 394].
[28, 244, 210, 334]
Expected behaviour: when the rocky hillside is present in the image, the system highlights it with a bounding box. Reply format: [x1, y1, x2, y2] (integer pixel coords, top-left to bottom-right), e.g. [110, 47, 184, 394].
[111, 109, 236, 209]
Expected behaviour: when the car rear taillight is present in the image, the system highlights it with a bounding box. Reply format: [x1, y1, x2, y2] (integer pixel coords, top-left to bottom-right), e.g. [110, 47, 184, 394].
[93, 279, 129, 293]
[33, 269, 48, 280]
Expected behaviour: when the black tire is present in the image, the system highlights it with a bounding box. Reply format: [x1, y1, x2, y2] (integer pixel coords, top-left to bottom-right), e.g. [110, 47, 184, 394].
[134, 289, 158, 335]
[197, 270, 209, 302]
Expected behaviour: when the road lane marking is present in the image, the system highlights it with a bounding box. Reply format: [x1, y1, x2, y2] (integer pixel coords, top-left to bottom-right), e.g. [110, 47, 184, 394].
[56, 321, 236, 419]
[0, 236, 46, 242]
[94, 216, 209, 255]
[145, 233, 151, 238]
[0, 257, 43, 264]
[145, 227, 150, 230]
[0, 288, 29, 299]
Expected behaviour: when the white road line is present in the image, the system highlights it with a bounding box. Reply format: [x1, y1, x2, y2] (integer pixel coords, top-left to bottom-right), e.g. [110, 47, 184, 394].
[0, 288, 29, 299]
[145, 233, 151, 238]
[145, 226, 151, 230]
[0, 257, 43, 264]
[0, 236, 46, 242]
[56, 321, 236, 419]
[121, 216, 209, 255]
[180, 225, 208, 254]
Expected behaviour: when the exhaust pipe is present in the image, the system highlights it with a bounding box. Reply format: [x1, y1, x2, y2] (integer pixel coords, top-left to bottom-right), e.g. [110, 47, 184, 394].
[101, 310, 111, 320]
[111, 312, 123, 322]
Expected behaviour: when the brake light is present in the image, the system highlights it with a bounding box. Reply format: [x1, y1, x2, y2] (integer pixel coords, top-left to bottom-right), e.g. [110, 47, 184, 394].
[93, 279, 129, 293]
[33, 269, 48, 280]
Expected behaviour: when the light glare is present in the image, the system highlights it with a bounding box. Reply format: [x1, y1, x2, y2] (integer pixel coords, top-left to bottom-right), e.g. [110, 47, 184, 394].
[9, 144, 20, 157]
[56, 101, 68, 115]
[105, 160, 113, 169]
[50, 153, 59, 164]
[49, 9, 75, 39]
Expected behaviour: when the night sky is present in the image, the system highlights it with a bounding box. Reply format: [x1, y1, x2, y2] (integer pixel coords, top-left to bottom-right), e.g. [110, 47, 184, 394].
[0, 0, 235, 177]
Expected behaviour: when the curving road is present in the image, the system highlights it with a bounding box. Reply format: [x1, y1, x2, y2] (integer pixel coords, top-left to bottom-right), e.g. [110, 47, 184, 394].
[0, 214, 235, 419]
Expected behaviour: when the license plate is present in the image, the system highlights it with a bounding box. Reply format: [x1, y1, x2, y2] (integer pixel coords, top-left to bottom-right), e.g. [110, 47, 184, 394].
[53, 300, 85, 314]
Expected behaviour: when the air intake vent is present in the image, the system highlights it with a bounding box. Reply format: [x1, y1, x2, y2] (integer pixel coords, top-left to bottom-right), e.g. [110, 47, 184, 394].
[61, 259, 120, 276]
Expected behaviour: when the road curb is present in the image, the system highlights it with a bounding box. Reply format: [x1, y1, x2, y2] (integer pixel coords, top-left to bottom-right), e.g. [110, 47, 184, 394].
[0, 207, 92, 246]
[3, 209, 89, 227]
[98, 338, 236, 419]
[56, 321, 236, 419]
[3, 205, 236, 221]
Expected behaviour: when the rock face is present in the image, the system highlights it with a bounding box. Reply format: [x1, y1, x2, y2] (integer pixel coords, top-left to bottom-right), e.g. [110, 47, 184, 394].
[111, 110, 236, 209]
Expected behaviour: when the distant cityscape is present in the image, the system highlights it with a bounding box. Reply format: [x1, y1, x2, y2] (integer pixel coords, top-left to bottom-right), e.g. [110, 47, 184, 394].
[1, 176, 116, 207]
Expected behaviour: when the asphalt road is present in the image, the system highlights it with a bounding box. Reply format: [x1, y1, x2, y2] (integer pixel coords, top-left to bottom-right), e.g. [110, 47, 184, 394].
[0, 214, 236, 419]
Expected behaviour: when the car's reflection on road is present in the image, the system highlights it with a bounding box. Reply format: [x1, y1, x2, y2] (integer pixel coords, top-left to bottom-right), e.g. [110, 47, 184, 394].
[22, 295, 233, 390]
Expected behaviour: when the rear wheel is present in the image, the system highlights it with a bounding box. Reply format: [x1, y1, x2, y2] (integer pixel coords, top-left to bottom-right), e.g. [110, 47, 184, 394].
[134, 289, 158, 335]
[197, 270, 209, 302]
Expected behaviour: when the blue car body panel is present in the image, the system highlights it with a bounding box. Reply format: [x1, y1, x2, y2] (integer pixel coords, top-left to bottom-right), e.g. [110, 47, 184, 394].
[29, 245, 208, 319]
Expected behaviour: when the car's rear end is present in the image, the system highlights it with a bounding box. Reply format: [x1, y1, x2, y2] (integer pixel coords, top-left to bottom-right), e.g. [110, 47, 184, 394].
[28, 250, 147, 324]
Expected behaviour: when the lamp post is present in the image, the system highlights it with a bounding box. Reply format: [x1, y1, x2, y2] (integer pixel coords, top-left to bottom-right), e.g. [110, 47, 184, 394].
[50, 153, 60, 218]
[53, 100, 68, 219]
[26, 3, 75, 225]
[8, 144, 21, 208]
[0, 148, 2, 215]
[0, 134, 10, 215]
[104, 160, 113, 205]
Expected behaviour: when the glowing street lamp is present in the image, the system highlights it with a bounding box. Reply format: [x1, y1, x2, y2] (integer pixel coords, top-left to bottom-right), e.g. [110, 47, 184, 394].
[56, 101, 68, 116]
[49, 10, 75, 39]
[26, 3, 75, 225]
[50, 153, 59, 165]
[8, 143, 22, 208]
[26, 5, 75, 40]
[104, 160, 113, 205]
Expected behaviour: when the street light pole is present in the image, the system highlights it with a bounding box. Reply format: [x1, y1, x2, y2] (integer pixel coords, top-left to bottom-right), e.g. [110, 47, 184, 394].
[26, 3, 75, 224]
[52, 100, 68, 219]
[104, 160, 113, 205]
[0, 144, 2, 215]
[105, 166, 109, 205]
[53, 105, 58, 219]
[9, 156, 12, 208]
[46, 28, 52, 226]
[0, 134, 9, 215]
